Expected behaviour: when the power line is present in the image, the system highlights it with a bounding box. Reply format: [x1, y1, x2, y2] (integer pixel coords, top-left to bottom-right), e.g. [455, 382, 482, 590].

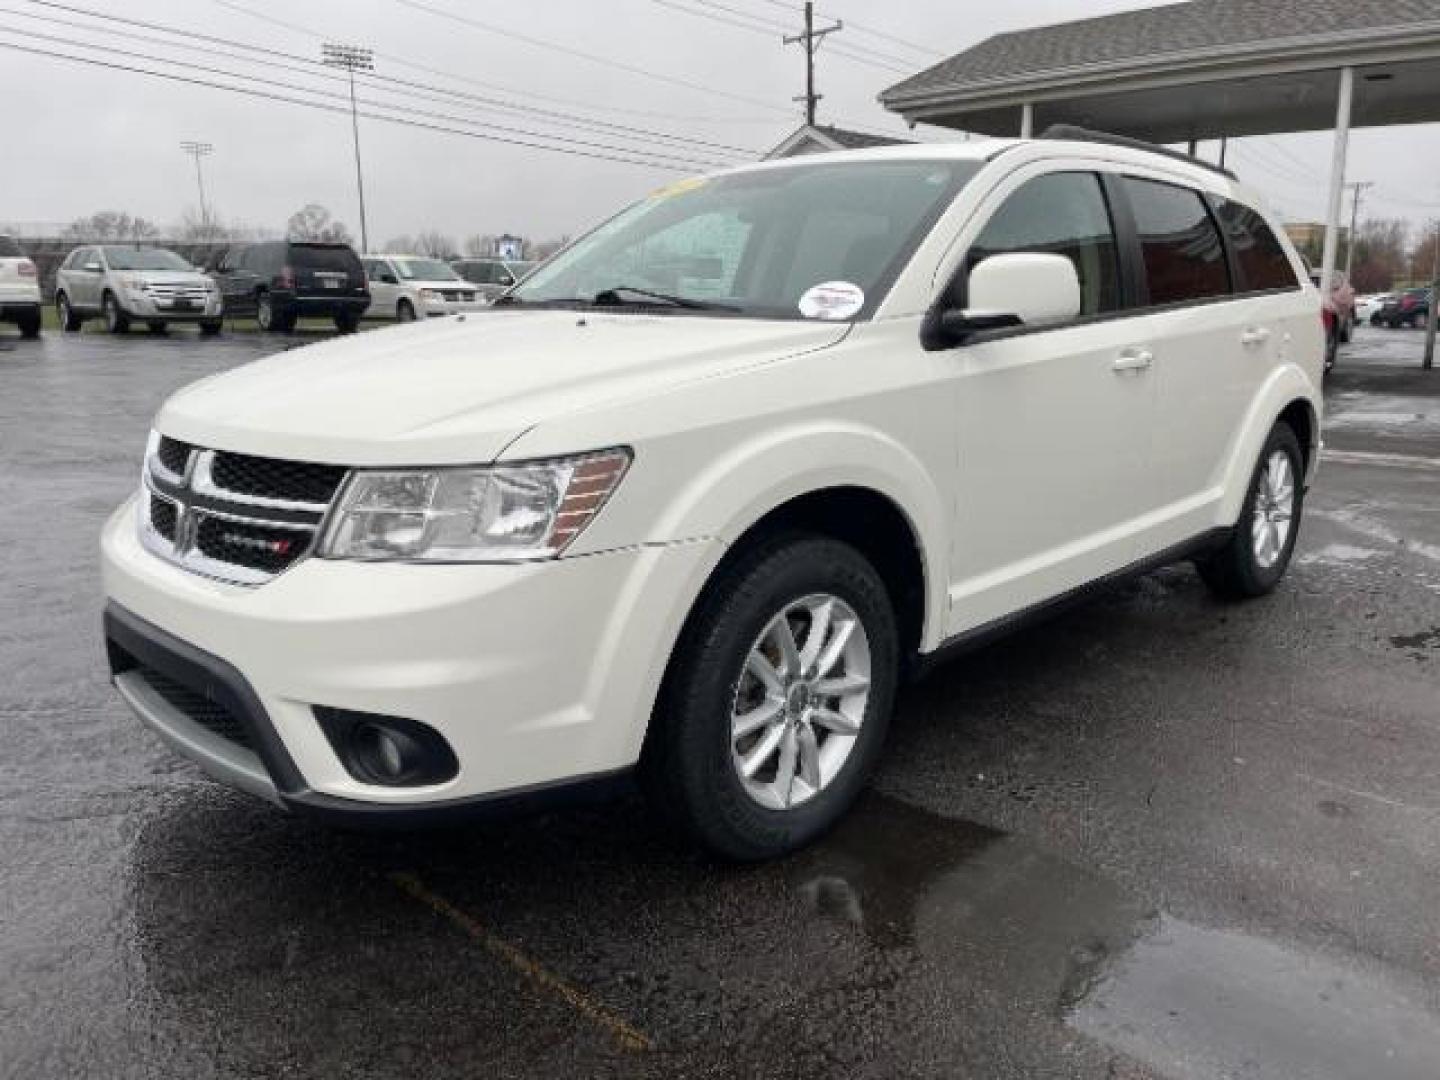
[391, 0, 794, 115]
[744, 0, 945, 58]
[0, 37, 728, 173]
[13, 0, 762, 156]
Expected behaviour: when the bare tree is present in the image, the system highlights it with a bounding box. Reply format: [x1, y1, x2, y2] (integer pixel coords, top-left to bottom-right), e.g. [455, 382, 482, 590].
[285, 204, 353, 245]
[381, 235, 417, 254]
[414, 231, 457, 259]
[179, 205, 227, 244]
[464, 233, 496, 257]
[63, 210, 160, 242]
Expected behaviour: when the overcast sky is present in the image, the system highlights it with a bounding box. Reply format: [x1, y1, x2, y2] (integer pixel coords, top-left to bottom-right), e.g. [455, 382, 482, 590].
[3, 0, 1438, 246]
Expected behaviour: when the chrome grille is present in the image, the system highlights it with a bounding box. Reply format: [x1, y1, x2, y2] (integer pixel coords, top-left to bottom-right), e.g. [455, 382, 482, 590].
[139, 432, 345, 586]
[146, 283, 211, 302]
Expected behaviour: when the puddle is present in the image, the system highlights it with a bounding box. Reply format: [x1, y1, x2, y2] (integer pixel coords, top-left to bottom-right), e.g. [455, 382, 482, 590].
[1390, 627, 1440, 659]
[1070, 916, 1440, 1080]
[1296, 543, 1386, 566]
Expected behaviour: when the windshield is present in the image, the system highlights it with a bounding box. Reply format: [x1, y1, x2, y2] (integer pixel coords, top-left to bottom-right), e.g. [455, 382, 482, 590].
[511, 159, 978, 319]
[395, 257, 460, 281]
[102, 247, 192, 271]
[0, 235, 23, 257]
[504, 260, 536, 280]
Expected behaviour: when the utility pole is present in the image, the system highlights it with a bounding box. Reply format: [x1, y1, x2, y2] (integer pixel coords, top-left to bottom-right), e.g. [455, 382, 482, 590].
[1343, 180, 1373, 278]
[783, 2, 842, 126]
[322, 42, 374, 252]
[179, 140, 213, 224]
[1424, 212, 1437, 371]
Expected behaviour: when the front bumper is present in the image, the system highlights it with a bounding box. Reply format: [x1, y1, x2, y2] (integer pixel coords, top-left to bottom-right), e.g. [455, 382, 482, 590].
[123, 292, 222, 321]
[420, 295, 486, 317]
[101, 498, 718, 818]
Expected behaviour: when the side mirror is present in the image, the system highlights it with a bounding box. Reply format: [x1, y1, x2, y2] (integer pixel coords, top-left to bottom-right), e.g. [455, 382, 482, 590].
[381, 273, 398, 284]
[926, 252, 1081, 349]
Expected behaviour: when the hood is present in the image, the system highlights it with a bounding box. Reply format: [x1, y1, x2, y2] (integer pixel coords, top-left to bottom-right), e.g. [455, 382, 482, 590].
[156, 310, 848, 465]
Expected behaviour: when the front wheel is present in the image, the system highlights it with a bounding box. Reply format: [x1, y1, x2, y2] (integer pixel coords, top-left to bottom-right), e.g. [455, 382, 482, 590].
[641, 533, 899, 861]
[102, 293, 130, 334]
[199, 320, 222, 337]
[1195, 421, 1304, 599]
[396, 299, 416, 322]
[147, 321, 168, 335]
[57, 294, 83, 332]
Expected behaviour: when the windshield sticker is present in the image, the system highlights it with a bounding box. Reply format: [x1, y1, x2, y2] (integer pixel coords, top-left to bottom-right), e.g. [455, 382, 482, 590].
[650, 176, 708, 200]
[798, 281, 865, 320]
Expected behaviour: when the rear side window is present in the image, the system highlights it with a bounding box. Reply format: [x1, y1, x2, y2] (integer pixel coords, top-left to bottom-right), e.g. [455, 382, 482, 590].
[1123, 177, 1230, 305]
[968, 172, 1121, 317]
[1214, 200, 1299, 292]
[291, 244, 360, 274]
[0, 235, 23, 257]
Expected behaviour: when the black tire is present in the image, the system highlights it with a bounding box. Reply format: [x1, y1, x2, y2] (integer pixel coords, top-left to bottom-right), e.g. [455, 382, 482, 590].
[1339, 315, 1353, 344]
[16, 310, 41, 339]
[1323, 322, 1338, 371]
[396, 299, 416, 323]
[147, 321, 168, 335]
[199, 320, 223, 337]
[334, 309, 361, 334]
[1195, 421, 1304, 600]
[256, 292, 278, 332]
[640, 533, 900, 861]
[57, 293, 83, 332]
[102, 292, 130, 334]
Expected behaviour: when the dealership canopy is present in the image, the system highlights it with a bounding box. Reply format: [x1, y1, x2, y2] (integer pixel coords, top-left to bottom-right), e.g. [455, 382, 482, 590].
[880, 0, 1440, 366]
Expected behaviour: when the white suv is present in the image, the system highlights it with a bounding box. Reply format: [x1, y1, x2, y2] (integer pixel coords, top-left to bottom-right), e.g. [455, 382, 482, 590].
[360, 254, 484, 320]
[0, 234, 42, 338]
[101, 134, 1322, 859]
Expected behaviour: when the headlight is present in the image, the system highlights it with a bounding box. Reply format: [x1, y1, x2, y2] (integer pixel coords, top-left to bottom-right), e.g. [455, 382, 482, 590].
[121, 275, 148, 291]
[419, 288, 442, 301]
[319, 449, 630, 562]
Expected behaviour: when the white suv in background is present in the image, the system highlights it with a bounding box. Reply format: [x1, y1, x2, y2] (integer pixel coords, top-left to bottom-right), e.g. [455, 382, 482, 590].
[361, 254, 484, 320]
[0, 234, 42, 338]
[102, 131, 1323, 860]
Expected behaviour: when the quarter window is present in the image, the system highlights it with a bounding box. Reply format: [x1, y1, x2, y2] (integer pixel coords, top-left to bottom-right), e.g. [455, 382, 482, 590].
[1123, 177, 1230, 305]
[1214, 200, 1299, 292]
[968, 172, 1120, 317]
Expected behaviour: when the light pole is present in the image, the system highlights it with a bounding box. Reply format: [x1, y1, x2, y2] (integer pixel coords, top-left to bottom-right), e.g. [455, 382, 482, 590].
[322, 42, 373, 252]
[179, 140, 214, 225]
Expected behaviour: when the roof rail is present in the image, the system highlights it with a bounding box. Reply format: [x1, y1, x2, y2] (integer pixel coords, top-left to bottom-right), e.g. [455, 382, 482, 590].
[1038, 124, 1237, 182]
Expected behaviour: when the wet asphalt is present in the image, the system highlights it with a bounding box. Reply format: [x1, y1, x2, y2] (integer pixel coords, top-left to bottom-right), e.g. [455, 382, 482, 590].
[1, 322, 1438, 1079]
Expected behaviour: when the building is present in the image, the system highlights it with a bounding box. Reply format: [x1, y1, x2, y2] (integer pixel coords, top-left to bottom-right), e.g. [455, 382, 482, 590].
[765, 123, 913, 160]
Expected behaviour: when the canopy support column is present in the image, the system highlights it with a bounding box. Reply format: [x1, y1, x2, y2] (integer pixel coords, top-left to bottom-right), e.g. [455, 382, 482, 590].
[1319, 67, 1353, 315]
[1020, 102, 1034, 138]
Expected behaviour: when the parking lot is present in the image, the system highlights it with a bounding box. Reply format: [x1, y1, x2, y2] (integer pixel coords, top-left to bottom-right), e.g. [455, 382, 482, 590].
[2, 324, 1438, 1078]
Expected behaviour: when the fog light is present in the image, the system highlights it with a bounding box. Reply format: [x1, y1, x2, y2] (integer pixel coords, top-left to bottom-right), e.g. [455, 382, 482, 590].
[314, 707, 459, 787]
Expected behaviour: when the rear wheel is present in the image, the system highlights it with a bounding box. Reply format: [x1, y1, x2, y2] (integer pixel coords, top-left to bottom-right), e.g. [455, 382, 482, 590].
[1324, 321, 1338, 371]
[102, 293, 130, 334]
[199, 320, 223, 337]
[147, 321, 168, 335]
[16, 309, 41, 339]
[57, 293, 83, 332]
[334, 309, 361, 334]
[1195, 421, 1304, 599]
[641, 533, 899, 861]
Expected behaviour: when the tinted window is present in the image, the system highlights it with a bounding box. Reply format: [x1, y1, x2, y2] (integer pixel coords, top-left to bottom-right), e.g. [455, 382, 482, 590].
[968, 172, 1120, 316]
[1124, 178, 1230, 304]
[290, 244, 360, 273]
[1214, 200, 1298, 291]
[0, 235, 23, 257]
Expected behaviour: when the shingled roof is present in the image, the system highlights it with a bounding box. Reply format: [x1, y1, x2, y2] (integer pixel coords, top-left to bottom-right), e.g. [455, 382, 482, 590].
[883, 0, 1440, 102]
[764, 123, 914, 159]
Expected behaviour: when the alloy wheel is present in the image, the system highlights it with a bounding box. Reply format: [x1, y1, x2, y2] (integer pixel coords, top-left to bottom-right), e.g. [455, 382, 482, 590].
[1251, 449, 1296, 569]
[730, 593, 871, 811]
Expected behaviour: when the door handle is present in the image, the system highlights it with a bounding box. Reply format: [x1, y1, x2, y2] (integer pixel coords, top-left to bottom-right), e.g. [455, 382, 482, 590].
[1240, 326, 1271, 347]
[1112, 348, 1154, 373]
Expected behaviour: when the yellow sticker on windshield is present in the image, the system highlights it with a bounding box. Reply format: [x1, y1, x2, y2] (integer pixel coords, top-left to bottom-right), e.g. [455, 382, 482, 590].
[651, 176, 708, 200]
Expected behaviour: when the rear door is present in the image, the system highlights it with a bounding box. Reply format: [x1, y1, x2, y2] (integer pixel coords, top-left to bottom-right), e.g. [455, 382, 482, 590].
[1119, 176, 1254, 550]
[362, 258, 396, 315]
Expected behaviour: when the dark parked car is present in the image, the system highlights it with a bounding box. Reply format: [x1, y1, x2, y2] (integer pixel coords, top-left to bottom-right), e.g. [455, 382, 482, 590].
[450, 257, 535, 302]
[1378, 287, 1432, 329]
[210, 241, 370, 333]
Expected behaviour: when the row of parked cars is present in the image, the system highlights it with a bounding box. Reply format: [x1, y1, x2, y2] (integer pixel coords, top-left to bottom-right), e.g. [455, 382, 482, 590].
[0, 234, 536, 337]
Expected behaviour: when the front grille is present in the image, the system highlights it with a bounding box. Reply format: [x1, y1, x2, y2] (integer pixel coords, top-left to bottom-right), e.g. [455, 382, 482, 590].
[440, 289, 475, 302]
[156, 436, 191, 476]
[196, 516, 311, 574]
[142, 442, 347, 585]
[149, 494, 178, 541]
[138, 665, 256, 752]
[147, 284, 210, 301]
[211, 451, 346, 506]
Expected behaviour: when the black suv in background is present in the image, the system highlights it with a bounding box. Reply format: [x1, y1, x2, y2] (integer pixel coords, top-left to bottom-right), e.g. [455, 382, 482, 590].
[210, 241, 370, 333]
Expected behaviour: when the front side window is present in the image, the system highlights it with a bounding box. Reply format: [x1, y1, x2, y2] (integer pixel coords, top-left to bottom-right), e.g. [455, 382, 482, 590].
[1214, 200, 1299, 292]
[967, 171, 1120, 317]
[1124, 177, 1230, 305]
[513, 160, 979, 319]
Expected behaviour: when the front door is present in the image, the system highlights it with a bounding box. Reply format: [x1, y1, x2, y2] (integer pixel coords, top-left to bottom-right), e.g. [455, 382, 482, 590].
[944, 169, 1158, 634]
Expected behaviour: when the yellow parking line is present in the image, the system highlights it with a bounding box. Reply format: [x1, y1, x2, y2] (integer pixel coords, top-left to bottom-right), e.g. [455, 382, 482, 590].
[389, 871, 653, 1053]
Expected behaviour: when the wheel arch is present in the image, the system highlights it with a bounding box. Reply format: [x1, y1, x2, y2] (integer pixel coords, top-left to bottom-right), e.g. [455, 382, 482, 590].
[1218, 366, 1321, 524]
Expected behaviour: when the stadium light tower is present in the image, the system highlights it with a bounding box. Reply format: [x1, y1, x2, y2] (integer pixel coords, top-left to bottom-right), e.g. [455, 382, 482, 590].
[322, 42, 374, 252]
[179, 140, 214, 222]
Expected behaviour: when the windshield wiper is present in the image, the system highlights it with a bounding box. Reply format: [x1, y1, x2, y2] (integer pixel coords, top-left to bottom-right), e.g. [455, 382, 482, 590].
[591, 286, 739, 312]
